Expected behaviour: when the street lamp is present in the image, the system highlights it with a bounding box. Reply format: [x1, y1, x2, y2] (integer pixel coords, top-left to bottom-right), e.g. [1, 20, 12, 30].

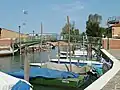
[33, 30, 35, 40]
[19, 26, 21, 55]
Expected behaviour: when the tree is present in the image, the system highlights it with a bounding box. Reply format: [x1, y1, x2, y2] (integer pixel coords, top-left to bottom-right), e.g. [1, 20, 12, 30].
[61, 22, 80, 42]
[86, 14, 103, 37]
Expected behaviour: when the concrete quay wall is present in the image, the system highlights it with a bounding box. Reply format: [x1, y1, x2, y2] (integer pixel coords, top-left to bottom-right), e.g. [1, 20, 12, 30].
[85, 49, 120, 90]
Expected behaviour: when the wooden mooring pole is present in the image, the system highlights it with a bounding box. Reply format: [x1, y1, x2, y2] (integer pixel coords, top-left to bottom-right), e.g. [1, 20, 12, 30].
[19, 26, 22, 55]
[58, 38, 60, 64]
[24, 48, 30, 82]
[40, 22, 43, 50]
[67, 16, 72, 72]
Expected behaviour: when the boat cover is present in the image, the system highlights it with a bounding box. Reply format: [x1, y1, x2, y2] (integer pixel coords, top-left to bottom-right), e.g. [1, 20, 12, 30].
[41, 62, 91, 74]
[7, 67, 79, 79]
[0, 71, 32, 90]
[12, 80, 30, 90]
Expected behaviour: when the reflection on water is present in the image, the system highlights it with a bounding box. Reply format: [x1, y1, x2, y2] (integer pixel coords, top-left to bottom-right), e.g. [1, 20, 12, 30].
[0, 48, 57, 72]
[0, 56, 22, 72]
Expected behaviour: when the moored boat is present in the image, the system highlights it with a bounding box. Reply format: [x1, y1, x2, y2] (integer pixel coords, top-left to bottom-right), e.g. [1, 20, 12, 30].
[0, 71, 32, 90]
[50, 58, 103, 68]
[0, 46, 18, 56]
[0, 38, 19, 56]
[31, 62, 91, 74]
[57, 49, 96, 59]
[7, 66, 89, 88]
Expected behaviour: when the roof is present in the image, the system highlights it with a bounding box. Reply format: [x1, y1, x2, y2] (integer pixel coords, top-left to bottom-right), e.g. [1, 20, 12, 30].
[1, 28, 29, 36]
[112, 23, 120, 27]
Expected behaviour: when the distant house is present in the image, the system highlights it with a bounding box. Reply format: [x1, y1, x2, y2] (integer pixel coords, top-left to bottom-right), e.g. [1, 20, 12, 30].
[111, 24, 120, 38]
[0, 28, 29, 39]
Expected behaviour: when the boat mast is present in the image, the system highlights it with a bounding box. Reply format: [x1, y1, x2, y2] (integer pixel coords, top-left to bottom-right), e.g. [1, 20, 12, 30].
[67, 16, 72, 72]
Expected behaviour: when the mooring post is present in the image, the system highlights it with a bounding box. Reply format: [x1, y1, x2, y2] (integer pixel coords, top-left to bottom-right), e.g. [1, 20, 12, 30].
[24, 49, 30, 82]
[39, 22, 43, 51]
[11, 38, 14, 56]
[67, 16, 72, 72]
[67, 46, 68, 59]
[58, 39, 60, 64]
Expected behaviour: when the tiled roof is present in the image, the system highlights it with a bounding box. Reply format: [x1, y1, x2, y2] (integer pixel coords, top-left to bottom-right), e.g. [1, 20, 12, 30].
[112, 23, 120, 27]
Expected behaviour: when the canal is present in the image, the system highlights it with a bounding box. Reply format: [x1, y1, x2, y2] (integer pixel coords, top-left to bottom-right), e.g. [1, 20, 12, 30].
[0, 48, 94, 90]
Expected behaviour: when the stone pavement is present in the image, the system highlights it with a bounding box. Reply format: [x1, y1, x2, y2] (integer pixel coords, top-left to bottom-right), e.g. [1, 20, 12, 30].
[102, 49, 120, 90]
[107, 49, 120, 60]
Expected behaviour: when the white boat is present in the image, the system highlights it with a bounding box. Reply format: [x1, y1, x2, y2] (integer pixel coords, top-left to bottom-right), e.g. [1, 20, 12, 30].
[50, 58, 103, 68]
[0, 71, 32, 90]
[0, 46, 18, 56]
[58, 49, 96, 59]
[0, 38, 19, 56]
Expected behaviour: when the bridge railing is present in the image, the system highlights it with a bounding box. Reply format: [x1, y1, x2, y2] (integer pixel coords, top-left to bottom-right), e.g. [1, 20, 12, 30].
[15, 33, 58, 44]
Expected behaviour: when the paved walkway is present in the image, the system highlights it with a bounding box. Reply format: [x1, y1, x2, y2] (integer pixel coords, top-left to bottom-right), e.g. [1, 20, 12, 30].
[107, 49, 120, 60]
[102, 49, 120, 90]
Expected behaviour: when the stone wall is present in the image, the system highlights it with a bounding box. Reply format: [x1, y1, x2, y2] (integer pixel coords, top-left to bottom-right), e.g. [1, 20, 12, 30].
[102, 38, 120, 49]
[0, 38, 14, 46]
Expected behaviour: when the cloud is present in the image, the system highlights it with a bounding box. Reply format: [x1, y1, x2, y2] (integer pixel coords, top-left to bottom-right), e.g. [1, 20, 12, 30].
[52, 1, 84, 13]
[51, 1, 84, 24]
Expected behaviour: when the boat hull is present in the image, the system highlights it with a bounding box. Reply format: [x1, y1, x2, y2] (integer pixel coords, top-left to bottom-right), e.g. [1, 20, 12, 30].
[0, 49, 18, 57]
[50, 59, 103, 68]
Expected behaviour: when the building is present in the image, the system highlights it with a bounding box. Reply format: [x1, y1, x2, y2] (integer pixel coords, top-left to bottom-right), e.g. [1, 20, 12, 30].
[111, 24, 120, 38]
[0, 28, 29, 39]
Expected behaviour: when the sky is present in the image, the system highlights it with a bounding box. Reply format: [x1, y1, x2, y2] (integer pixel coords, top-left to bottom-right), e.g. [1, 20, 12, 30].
[0, 0, 120, 34]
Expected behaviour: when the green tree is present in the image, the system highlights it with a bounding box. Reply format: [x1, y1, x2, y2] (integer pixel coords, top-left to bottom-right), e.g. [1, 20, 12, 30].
[61, 22, 80, 42]
[86, 14, 103, 37]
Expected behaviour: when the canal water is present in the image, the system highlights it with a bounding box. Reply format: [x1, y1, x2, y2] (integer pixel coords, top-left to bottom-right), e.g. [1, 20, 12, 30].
[0, 48, 94, 90]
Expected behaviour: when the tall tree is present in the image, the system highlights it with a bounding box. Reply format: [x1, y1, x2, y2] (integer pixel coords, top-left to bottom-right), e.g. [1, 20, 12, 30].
[86, 14, 102, 37]
[61, 22, 80, 42]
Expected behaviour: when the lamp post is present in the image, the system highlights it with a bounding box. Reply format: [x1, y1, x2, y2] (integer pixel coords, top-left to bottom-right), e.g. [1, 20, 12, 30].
[33, 30, 34, 40]
[19, 26, 21, 55]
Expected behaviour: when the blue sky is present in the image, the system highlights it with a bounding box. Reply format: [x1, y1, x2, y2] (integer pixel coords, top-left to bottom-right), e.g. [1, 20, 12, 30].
[0, 0, 120, 34]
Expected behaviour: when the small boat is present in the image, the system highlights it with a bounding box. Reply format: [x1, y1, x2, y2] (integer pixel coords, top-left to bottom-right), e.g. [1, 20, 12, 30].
[58, 49, 96, 59]
[0, 46, 18, 56]
[31, 62, 91, 74]
[30, 61, 103, 77]
[0, 71, 32, 90]
[0, 38, 19, 56]
[50, 58, 103, 68]
[7, 66, 89, 88]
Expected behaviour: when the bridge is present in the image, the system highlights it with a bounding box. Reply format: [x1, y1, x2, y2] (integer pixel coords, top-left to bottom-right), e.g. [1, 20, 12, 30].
[14, 33, 58, 49]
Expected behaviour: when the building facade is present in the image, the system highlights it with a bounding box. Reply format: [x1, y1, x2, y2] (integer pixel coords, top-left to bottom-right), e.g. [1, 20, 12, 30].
[111, 24, 120, 38]
[0, 28, 29, 39]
